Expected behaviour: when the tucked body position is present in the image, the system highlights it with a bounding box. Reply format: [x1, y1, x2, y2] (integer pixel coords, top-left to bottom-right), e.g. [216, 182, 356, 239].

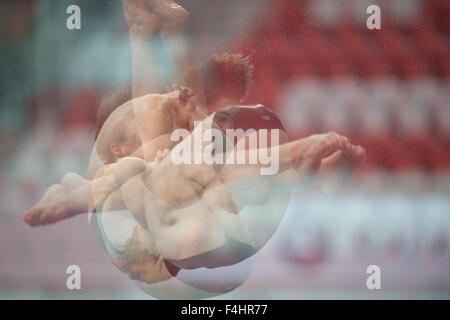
[23, 0, 367, 298]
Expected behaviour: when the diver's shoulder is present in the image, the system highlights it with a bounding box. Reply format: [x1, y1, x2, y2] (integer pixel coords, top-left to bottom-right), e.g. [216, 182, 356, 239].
[131, 94, 170, 114]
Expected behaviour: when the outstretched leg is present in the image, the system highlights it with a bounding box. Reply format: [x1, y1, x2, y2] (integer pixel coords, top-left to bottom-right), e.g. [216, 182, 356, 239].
[23, 173, 89, 227]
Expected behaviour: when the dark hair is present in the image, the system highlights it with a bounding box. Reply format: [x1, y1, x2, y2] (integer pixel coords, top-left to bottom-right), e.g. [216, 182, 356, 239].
[95, 54, 254, 137]
[93, 54, 254, 160]
[198, 53, 254, 108]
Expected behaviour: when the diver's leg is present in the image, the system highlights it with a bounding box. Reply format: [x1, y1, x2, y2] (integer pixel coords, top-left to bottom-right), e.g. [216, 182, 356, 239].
[123, 0, 165, 97]
[23, 175, 89, 227]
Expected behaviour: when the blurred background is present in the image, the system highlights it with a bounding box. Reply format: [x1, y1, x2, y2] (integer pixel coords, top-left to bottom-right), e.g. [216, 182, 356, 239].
[0, 0, 449, 299]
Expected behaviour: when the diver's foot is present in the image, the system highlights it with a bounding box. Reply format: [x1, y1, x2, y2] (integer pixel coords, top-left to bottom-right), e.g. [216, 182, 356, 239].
[23, 184, 86, 227]
[145, 0, 190, 32]
[318, 144, 367, 194]
[293, 132, 351, 172]
[320, 144, 367, 174]
[123, 0, 161, 35]
[290, 132, 353, 189]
